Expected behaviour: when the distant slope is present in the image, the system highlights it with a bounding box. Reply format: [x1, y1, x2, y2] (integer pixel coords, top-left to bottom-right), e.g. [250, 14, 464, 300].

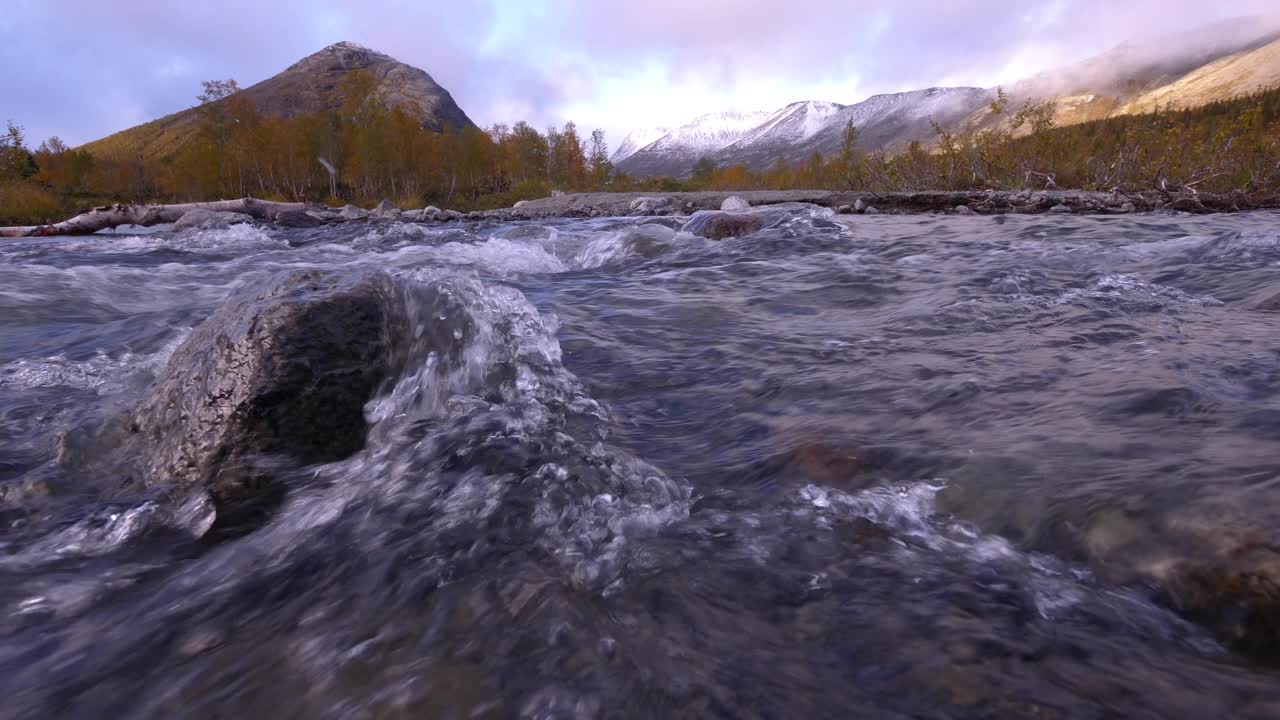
[1117, 38, 1280, 114]
[80, 41, 474, 162]
[982, 18, 1280, 130]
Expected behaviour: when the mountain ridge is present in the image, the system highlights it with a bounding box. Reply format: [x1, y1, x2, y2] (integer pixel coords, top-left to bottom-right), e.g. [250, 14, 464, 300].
[79, 42, 474, 162]
[616, 17, 1280, 178]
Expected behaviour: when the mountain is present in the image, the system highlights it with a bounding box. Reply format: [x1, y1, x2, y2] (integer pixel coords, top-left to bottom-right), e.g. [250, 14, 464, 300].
[80, 41, 474, 161]
[611, 126, 670, 164]
[615, 110, 773, 177]
[616, 88, 991, 177]
[720, 89, 991, 171]
[616, 17, 1280, 178]
[709, 100, 845, 168]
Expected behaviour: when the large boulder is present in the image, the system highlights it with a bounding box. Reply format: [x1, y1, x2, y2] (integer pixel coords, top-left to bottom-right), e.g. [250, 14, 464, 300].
[680, 211, 767, 240]
[172, 208, 251, 232]
[720, 196, 751, 212]
[125, 270, 423, 525]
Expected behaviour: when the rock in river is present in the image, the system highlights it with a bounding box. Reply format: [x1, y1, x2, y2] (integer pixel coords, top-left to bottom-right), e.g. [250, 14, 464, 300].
[681, 211, 767, 240]
[125, 270, 425, 526]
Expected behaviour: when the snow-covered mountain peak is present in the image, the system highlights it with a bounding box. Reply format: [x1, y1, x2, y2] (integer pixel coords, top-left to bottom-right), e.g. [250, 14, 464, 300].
[725, 100, 846, 150]
[611, 126, 670, 164]
[648, 110, 773, 154]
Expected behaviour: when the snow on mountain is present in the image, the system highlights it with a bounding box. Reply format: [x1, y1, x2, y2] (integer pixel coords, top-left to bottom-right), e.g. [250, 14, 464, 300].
[610, 126, 670, 164]
[617, 88, 991, 176]
[649, 111, 773, 153]
[614, 110, 771, 177]
[725, 101, 846, 150]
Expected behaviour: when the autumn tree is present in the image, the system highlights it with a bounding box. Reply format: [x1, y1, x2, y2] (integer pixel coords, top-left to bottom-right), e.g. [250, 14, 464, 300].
[0, 121, 35, 182]
[548, 121, 587, 189]
[833, 120, 866, 190]
[33, 137, 96, 194]
[588, 129, 611, 189]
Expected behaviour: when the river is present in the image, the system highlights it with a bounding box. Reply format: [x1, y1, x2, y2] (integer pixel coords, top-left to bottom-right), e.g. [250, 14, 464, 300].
[2, 205, 1279, 718]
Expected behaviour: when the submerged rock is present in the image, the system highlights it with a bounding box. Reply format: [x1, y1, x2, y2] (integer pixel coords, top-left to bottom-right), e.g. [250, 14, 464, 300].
[126, 270, 419, 526]
[681, 211, 767, 240]
[721, 196, 751, 212]
[172, 208, 251, 232]
[1085, 496, 1280, 663]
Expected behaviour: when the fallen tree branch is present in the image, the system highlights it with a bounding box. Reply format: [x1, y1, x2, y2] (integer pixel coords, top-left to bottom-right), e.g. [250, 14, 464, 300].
[0, 198, 309, 238]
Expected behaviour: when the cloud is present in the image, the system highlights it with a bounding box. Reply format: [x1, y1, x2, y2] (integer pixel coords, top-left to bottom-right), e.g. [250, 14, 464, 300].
[2, 0, 1277, 150]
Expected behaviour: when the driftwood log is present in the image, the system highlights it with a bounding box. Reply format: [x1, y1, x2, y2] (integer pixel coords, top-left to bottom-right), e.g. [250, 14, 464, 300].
[0, 198, 309, 237]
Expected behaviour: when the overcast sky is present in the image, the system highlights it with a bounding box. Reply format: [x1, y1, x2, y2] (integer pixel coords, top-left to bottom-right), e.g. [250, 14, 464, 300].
[2, 0, 1278, 150]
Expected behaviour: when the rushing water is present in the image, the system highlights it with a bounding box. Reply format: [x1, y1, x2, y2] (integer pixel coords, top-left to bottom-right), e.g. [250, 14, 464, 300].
[2, 206, 1280, 718]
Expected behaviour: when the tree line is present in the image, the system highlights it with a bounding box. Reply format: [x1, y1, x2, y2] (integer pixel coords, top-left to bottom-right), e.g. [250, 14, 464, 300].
[3, 76, 1280, 226]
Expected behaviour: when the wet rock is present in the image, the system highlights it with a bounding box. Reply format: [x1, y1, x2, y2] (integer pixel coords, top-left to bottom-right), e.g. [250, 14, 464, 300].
[1086, 495, 1280, 663]
[513, 200, 530, 209]
[853, 198, 868, 213]
[954, 205, 975, 216]
[274, 209, 325, 228]
[1120, 202, 1138, 213]
[721, 196, 751, 212]
[438, 209, 464, 222]
[1049, 204, 1073, 214]
[681, 211, 767, 240]
[629, 196, 672, 214]
[172, 209, 250, 232]
[863, 206, 880, 215]
[1155, 505, 1280, 662]
[370, 199, 401, 221]
[836, 204, 853, 215]
[127, 270, 420, 526]
[339, 204, 370, 221]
